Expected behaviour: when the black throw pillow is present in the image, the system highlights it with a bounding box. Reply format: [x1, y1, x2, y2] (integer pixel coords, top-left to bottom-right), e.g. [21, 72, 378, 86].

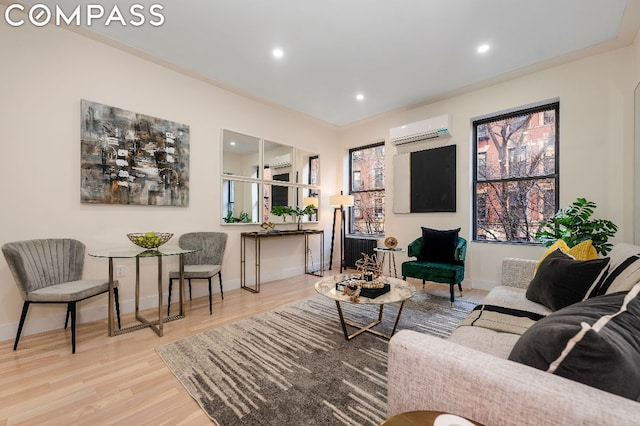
[526, 249, 609, 311]
[419, 227, 460, 263]
[509, 288, 640, 401]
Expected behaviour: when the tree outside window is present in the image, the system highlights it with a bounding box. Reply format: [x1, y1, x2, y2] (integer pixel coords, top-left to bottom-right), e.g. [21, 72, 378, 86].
[473, 102, 559, 243]
[349, 142, 385, 235]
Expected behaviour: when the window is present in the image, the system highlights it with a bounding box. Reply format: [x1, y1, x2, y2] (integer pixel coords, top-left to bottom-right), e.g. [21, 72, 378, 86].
[473, 102, 559, 243]
[349, 142, 385, 235]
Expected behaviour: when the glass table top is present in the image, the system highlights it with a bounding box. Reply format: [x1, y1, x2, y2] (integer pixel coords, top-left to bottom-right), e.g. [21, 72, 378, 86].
[89, 245, 197, 258]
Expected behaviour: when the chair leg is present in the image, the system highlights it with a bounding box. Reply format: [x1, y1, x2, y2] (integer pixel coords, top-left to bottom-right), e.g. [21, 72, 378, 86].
[64, 304, 71, 329]
[449, 284, 455, 308]
[188, 279, 192, 300]
[69, 301, 77, 354]
[167, 278, 174, 316]
[114, 287, 121, 329]
[422, 279, 426, 288]
[218, 271, 224, 300]
[14, 301, 30, 351]
[458, 282, 463, 296]
[208, 277, 212, 315]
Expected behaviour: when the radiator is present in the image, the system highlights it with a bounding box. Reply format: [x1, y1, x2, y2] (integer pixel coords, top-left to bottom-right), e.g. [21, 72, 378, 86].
[344, 237, 378, 268]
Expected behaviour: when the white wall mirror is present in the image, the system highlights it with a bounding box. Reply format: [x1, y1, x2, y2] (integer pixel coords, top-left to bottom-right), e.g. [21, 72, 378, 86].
[222, 130, 260, 179]
[264, 140, 293, 183]
[299, 187, 320, 222]
[221, 129, 321, 226]
[264, 184, 294, 223]
[295, 149, 320, 185]
[222, 179, 260, 224]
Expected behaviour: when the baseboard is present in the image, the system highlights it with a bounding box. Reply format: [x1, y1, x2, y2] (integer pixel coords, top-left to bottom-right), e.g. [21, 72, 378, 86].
[0, 267, 329, 342]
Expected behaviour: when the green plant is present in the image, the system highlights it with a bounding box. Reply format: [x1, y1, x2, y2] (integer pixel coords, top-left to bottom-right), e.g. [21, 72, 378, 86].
[270, 205, 317, 223]
[270, 205, 294, 221]
[223, 211, 251, 223]
[535, 197, 618, 256]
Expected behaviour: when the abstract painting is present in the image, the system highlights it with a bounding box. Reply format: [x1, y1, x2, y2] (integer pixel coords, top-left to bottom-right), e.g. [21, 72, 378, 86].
[80, 100, 189, 206]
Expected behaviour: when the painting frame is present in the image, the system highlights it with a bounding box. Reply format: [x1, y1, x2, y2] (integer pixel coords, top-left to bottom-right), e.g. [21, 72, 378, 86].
[80, 100, 190, 206]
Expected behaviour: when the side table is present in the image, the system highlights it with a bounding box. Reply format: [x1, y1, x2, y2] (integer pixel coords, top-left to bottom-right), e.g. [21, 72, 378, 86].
[374, 247, 405, 278]
[380, 410, 482, 426]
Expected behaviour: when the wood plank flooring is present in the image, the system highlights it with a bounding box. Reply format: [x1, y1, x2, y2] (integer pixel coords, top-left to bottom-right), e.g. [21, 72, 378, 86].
[0, 272, 486, 425]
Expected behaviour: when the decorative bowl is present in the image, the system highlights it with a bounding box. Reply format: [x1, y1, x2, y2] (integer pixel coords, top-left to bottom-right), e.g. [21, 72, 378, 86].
[127, 232, 173, 249]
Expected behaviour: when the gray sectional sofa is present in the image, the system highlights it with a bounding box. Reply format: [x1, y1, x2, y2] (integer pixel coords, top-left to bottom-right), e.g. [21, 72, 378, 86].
[387, 253, 640, 426]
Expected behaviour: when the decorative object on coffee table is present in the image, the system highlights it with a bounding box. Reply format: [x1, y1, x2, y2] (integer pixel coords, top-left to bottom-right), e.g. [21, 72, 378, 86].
[355, 252, 383, 278]
[127, 232, 173, 249]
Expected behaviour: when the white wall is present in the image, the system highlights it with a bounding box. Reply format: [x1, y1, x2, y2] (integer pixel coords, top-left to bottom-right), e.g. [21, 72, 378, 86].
[340, 45, 636, 291]
[0, 11, 339, 340]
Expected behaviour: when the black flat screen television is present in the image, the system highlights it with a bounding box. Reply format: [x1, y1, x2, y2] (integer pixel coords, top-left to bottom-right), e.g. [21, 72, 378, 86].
[410, 145, 456, 212]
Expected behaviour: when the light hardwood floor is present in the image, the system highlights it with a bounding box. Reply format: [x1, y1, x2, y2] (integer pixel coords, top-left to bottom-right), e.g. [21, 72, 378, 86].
[0, 272, 486, 425]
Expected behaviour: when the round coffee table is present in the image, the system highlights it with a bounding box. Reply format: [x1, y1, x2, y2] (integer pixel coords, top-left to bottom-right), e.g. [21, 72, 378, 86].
[314, 274, 416, 341]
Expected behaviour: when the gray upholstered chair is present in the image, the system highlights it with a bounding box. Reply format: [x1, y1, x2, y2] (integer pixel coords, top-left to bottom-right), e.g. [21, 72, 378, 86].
[168, 232, 228, 315]
[1, 238, 120, 354]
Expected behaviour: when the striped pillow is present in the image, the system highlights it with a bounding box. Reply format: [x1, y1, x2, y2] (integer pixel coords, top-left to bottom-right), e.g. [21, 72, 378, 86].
[586, 243, 640, 297]
[509, 283, 640, 401]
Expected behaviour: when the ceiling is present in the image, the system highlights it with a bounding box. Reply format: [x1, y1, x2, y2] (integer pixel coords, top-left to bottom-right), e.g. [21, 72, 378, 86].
[22, 0, 640, 126]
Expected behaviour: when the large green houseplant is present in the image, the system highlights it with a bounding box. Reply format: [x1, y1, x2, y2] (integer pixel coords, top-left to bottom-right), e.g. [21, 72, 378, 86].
[535, 197, 618, 256]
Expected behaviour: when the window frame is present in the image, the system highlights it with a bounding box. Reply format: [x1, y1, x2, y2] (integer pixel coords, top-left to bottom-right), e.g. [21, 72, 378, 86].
[472, 102, 560, 245]
[348, 141, 385, 236]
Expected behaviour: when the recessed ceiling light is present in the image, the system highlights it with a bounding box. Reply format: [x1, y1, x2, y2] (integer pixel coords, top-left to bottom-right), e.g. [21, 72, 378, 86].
[272, 48, 284, 59]
[356, 93, 365, 101]
[477, 43, 490, 54]
[230, 141, 236, 146]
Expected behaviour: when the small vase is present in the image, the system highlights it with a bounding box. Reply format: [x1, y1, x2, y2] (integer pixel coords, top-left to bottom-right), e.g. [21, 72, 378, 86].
[297, 217, 303, 231]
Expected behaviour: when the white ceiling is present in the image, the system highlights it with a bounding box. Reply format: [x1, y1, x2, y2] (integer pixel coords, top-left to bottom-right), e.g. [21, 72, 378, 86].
[25, 0, 640, 126]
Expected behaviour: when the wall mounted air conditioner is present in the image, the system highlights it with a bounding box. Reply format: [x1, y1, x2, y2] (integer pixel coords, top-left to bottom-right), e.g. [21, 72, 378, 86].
[390, 114, 451, 145]
[267, 154, 291, 169]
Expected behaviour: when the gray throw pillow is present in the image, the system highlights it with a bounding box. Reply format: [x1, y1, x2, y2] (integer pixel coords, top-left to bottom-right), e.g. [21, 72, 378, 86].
[509, 286, 640, 401]
[526, 249, 609, 311]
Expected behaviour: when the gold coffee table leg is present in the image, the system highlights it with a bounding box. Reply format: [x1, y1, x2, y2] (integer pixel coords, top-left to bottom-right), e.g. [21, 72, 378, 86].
[335, 301, 406, 341]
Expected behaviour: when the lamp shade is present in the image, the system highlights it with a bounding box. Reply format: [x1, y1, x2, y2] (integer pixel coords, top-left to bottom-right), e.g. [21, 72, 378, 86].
[303, 196, 319, 208]
[330, 194, 354, 207]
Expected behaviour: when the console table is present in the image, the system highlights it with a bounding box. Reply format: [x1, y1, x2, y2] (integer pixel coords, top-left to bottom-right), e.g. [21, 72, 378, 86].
[89, 246, 196, 337]
[240, 229, 324, 293]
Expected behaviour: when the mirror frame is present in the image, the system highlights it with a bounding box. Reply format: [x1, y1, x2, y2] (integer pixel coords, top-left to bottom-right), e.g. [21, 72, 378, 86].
[221, 129, 320, 226]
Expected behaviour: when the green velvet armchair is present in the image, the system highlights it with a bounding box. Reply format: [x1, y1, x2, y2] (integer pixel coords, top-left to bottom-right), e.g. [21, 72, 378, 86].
[401, 236, 467, 306]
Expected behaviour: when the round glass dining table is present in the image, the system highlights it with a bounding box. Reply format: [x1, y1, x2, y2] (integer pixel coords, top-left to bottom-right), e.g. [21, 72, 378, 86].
[89, 246, 197, 337]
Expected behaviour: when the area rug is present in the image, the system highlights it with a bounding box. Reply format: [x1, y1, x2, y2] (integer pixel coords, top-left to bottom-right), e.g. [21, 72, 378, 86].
[156, 292, 475, 425]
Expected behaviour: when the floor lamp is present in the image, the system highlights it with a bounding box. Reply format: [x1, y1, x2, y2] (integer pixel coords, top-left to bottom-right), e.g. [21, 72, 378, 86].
[329, 191, 354, 273]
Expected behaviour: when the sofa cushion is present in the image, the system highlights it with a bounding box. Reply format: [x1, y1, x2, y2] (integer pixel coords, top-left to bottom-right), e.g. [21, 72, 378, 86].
[449, 325, 522, 359]
[483, 285, 553, 316]
[587, 243, 640, 297]
[419, 227, 460, 263]
[526, 249, 609, 311]
[509, 284, 640, 401]
[535, 239, 598, 273]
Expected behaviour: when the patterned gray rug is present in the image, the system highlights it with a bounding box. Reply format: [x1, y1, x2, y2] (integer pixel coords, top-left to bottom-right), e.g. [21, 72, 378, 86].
[156, 292, 475, 425]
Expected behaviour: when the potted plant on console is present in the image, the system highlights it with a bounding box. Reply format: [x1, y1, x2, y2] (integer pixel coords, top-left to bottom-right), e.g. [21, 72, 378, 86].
[271, 204, 317, 230]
